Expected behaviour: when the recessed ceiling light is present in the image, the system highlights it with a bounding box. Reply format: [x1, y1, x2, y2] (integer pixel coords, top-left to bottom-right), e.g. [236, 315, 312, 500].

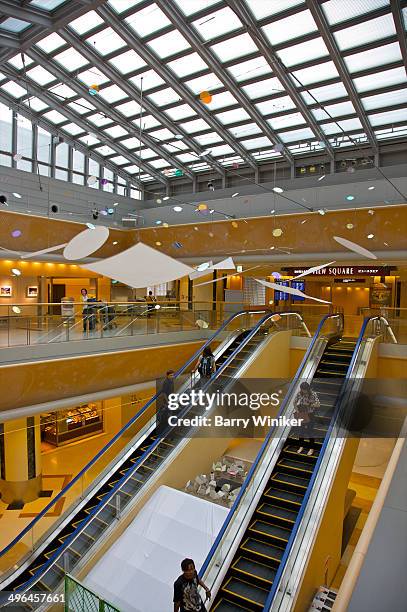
[163, 222, 169, 228]
[269, 246, 275, 250]
[346, 223, 354, 229]
[301, 219, 307, 224]
[368, 186, 375, 190]
[194, 226, 198, 231]
[209, 209, 215, 214]
[155, 220, 162, 225]
[384, 242, 389, 246]
[345, 195, 355, 201]
[12, 306, 21, 314]
[156, 198, 162, 204]
[155, 241, 162, 246]
[11, 229, 21, 237]
[113, 202, 119, 206]
[318, 175, 325, 181]
[272, 228, 283, 237]
[13, 192, 22, 198]
[318, 209, 326, 215]
[163, 196, 170, 201]
[270, 209, 275, 214]
[232, 192, 239, 197]
[368, 209, 374, 215]
[173, 206, 183, 212]
[113, 241, 118, 245]
[11, 268, 21, 276]
[86, 222, 95, 229]
[272, 187, 284, 193]
[367, 233, 374, 239]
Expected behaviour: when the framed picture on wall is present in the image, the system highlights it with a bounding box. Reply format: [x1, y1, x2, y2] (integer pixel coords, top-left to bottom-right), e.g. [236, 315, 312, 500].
[27, 286, 38, 298]
[0, 286, 12, 297]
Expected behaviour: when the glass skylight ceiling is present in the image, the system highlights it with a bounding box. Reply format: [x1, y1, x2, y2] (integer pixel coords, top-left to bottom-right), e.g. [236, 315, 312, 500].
[0, 0, 405, 186]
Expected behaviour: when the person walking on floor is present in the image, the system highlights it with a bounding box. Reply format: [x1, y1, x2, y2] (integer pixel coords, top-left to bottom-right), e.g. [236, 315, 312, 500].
[294, 381, 320, 456]
[174, 558, 211, 612]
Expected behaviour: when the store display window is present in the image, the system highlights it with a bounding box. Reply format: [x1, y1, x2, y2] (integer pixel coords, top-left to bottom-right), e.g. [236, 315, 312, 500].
[41, 402, 103, 446]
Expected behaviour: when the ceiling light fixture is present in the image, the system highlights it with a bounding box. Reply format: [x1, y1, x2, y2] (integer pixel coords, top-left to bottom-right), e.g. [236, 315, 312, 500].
[345, 195, 355, 201]
[232, 192, 239, 197]
[163, 196, 170, 201]
[318, 175, 325, 181]
[270, 209, 275, 214]
[113, 241, 118, 245]
[12, 306, 21, 314]
[173, 206, 183, 212]
[368, 186, 375, 191]
[272, 187, 284, 193]
[318, 209, 326, 215]
[11, 268, 21, 276]
[155, 220, 162, 225]
[12, 193, 22, 198]
[113, 202, 119, 206]
[156, 198, 162, 204]
[367, 233, 374, 239]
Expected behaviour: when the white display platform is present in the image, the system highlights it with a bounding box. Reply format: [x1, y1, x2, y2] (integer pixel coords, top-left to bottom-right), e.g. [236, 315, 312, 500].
[85, 485, 229, 612]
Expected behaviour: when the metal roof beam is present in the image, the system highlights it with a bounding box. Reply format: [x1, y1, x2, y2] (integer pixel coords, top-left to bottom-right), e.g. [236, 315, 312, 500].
[156, 0, 294, 167]
[59, 28, 209, 180]
[0, 1, 52, 28]
[0, 90, 139, 188]
[390, 0, 407, 76]
[1, 65, 164, 188]
[22, 49, 170, 186]
[0, 31, 21, 49]
[306, 0, 378, 153]
[97, 4, 258, 171]
[225, 0, 335, 160]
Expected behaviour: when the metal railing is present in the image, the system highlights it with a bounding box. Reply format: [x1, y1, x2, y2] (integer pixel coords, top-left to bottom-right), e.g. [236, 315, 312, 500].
[65, 574, 120, 612]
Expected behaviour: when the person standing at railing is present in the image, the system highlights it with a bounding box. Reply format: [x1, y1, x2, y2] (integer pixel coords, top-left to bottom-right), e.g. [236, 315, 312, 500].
[80, 288, 89, 333]
[146, 290, 157, 318]
[173, 558, 211, 612]
[294, 382, 320, 456]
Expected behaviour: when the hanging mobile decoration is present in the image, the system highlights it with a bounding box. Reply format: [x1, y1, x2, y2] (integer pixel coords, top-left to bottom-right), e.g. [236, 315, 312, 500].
[13, 154, 23, 161]
[89, 84, 100, 96]
[199, 90, 212, 104]
[174, 169, 183, 177]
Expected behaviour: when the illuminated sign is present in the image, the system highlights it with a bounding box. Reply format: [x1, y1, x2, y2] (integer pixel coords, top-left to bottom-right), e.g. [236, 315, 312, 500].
[282, 266, 393, 277]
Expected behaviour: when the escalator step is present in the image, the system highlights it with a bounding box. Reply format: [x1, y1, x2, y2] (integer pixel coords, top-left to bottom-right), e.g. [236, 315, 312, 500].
[249, 519, 290, 545]
[222, 576, 268, 608]
[257, 503, 297, 523]
[277, 458, 314, 475]
[271, 471, 309, 490]
[264, 486, 304, 507]
[317, 370, 346, 377]
[283, 445, 319, 461]
[232, 556, 276, 586]
[212, 597, 252, 611]
[241, 537, 284, 563]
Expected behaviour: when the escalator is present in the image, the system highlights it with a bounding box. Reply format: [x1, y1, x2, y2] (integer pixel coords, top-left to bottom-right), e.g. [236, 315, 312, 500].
[0, 315, 279, 604]
[212, 337, 357, 611]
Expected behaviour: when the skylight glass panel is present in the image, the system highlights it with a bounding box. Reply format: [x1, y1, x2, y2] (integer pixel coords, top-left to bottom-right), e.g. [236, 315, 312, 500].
[124, 164, 141, 173]
[147, 87, 180, 106]
[121, 136, 140, 149]
[149, 159, 170, 168]
[70, 11, 104, 34]
[167, 53, 208, 78]
[227, 57, 272, 82]
[95, 144, 116, 156]
[321, 118, 362, 134]
[345, 42, 401, 73]
[116, 100, 140, 116]
[54, 49, 87, 71]
[211, 33, 257, 62]
[23, 97, 48, 111]
[375, 125, 407, 139]
[242, 136, 273, 150]
[279, 127, 315, 142]
[354, 67, 407, 93]
[104, 125, 129, 138]
[174, 152, 197, 162]
[62, 122, 83, 135]
[268, 112, 306, 129]
[108, 49, 146, 74]
[87, 28, 127, 55]
[129, 69, 165, 91]
[312, 100, 355, 120]
[68, 98, 95, 114]
[165, 104, 196, 121]
[216, 107, 251, 125]
[134, 114, 160, 129]
[193, 132, 221, 145]
[30, 0, 67, 8]
[99, 84, 127, 103]
[0, 18, 30, 33]
[181, 118, 211, 133]
[229, 123, 262, 137]
[78, 134, 100, 146]
[1, 81, 27, 98]
[277, 37, 329, 66]
[108, 0, 144, 13]
[50, 83, 76, 99]
[87, 113, 112, 127]
[242, 77, 284, 100]
[27, 66, 55, 86]
[149, 127, 175, 141]
[322, 0, 389, 26]
[185, 72, 221, 94]
[164, 139, 188, 151]
[255, 96, 296, 115]
[77, 68, 109, 86]
[125, 4, 171, 37]
[35, 32, 65, 52]
[173, 0, 219, 17]
[208, 91, 238, 111]
[138, 148, 156, 159]
[7, 54, 34, 69]
[302, 82, 348, 104]
[368, 108, 407, 126]
[291, 61, 339, 86]
[109, 155, 130, 165]
[245, 0, 304, 20]
[147, 30, 190, 59]
[334, 14, 395, 51]
[192, 7, 243, 41]
[362, 89, 407, 111]
[43, 109, 67, 124]
[207, 144, 234, 156]
[262, 9, 317, 45]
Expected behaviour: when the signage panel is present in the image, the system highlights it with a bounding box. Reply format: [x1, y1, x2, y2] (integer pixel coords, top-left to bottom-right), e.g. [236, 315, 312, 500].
[282, 266, 393, 277]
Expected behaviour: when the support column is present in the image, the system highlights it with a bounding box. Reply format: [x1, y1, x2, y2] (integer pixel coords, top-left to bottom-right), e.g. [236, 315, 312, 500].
[0, 416, 42, 505]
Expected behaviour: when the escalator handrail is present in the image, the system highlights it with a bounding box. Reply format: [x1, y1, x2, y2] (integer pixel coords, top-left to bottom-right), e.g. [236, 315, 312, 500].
[199, 312, 343, 578]
[262, 315, 376, 610]
[8, 309, 282, 593]
[0, 308, 263, 562]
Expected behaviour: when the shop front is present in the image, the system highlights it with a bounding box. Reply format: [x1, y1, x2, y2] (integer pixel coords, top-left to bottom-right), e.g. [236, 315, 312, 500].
[40, 401, 104, 447]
